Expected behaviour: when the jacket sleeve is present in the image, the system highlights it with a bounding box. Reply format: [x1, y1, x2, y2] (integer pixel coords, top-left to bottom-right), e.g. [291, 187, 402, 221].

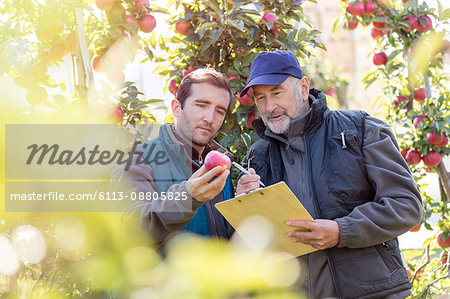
[334, 117, 423, 248]
[111, 154, 202, 247]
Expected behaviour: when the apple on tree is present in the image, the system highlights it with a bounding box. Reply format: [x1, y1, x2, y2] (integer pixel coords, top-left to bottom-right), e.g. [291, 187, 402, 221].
[436, 136, 448, 148]
[417, 15, 432, 33]
[405, 149, 421, 165]
[422, 151, 441, 167]
[414, 88, 426, 101]
[413, 115, 426, 128]
[363, 1, 376, 15]
[427, 130, 445, 145]
[440, 251, 448, 266]
[135, 0, 150, 12]
[404, 15, 418, 32]
[168, 79, 178, 96]
[109, 107, 124, 123]
[204, 151, 231, 173]
[401, 147, 410, 159]
[371, 28, 387, 39]
[124, 15, 139, 29]
[347, 18, 358, 30]
[373, 52, 387, 65]
[175, 20, 194, 36]
[373, 15, 386, 29]
[183, 67, 198, 77]
[346, 1, 365, 16]
[410, 224, 421, 232]
[437, 232, 450, 248]
[139, 15, 156, 33]
[262, 12, 279, 23]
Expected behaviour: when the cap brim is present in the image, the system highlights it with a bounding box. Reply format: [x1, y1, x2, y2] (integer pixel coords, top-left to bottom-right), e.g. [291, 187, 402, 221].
[240, 74, 290, 97]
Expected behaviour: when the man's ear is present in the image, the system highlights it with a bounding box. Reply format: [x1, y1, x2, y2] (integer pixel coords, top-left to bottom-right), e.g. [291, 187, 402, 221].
[299, 76, 310, 102]
[171, 99, 182, 118]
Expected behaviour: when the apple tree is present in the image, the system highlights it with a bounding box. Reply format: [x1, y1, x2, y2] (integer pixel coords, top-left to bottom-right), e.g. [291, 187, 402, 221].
[155, 0, 324, 177]
[0, 0, 170, 127]
[338, 0, 450, 297]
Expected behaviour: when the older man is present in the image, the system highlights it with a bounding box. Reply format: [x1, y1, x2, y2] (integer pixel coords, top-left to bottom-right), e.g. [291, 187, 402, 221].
[237, 50, 422, 299]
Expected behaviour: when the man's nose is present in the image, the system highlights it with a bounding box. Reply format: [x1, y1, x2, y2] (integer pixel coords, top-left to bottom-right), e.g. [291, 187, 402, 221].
[203, 107, 215, 123]
[265, 97, 277, 113]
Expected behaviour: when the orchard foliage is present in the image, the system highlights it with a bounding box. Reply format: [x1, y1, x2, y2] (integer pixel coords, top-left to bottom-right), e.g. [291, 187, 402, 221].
[339, 0, 450, 297]
[156, 0, 324, 168]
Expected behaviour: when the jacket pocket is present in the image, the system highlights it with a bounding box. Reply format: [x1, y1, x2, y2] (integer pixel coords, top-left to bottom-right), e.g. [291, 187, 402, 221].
[325, 130, 372, 203]
[331, 245, 409, 298]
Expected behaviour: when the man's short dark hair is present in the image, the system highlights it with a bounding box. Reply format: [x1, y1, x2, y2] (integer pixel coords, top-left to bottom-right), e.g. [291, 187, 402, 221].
[176, 68, 233, 110]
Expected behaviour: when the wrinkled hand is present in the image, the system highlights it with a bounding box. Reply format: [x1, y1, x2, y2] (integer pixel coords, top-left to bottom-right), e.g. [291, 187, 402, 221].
[186, 165, 230, 203]
[286, 219, 340, 250]
[236, 168, 260, 195]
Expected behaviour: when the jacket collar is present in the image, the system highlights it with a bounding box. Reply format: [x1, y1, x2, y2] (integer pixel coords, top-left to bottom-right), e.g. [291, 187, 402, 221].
[253, 88, 328, 141]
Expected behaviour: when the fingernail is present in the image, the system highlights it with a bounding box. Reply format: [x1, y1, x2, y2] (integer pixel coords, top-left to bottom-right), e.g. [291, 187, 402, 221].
[286, 221, 291, 226]
[287, 232, 292, 237]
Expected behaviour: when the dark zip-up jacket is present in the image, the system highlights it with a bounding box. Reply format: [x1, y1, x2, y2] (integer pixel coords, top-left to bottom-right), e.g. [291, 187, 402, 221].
[112, 124, 234, 246]
[243, 89, 422, 299]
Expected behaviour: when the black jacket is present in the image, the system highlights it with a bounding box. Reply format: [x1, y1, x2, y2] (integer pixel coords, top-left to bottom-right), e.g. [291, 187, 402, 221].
[243, 89, 422, 298]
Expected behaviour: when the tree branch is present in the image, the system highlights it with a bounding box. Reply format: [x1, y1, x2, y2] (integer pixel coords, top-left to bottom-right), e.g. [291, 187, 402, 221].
[438, 162, 450, 200]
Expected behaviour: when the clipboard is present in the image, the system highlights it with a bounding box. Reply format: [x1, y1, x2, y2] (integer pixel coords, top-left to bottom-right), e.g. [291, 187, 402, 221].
[215, 181, 318, 257]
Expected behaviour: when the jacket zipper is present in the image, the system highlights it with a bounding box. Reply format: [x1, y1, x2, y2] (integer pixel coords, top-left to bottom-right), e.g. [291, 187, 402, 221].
[304, 134, 342, 298]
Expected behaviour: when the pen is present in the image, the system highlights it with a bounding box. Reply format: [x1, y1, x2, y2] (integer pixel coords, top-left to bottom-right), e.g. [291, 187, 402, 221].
[232, 162, 266, 187]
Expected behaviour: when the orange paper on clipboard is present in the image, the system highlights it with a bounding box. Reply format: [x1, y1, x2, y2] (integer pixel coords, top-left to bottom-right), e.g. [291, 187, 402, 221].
[215, 181, 318, 257]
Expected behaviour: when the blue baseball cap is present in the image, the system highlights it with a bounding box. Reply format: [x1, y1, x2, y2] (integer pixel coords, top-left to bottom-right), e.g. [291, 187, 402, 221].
[240, 50, 303, 97]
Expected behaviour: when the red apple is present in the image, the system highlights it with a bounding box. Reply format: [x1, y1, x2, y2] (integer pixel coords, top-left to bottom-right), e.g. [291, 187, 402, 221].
[414, 88, 426, 101]
[363, 1, 376, 15]
[437, 233, 450, 248]
[168, 79, 178, 96]
[373, 52, 388, 65]
[272, 29, 280, 38]
[96, 0, 114, 10]
[110, 107, 124, 123]
[427, 130, 445, 145]
[124, 15, 139, 29]
[183, 67, 198, 77]
[373, 15, 386, 29]
[405, 149, 421, 165]
[247, 88, 253, 98]
[92, 55, 103, 72]
[413, 115, 426, 128]
[262, 12, 279, 22]
[410, 224, 421, 232]
[348, 19, 358, 30]
[139, 14, 156, 33]
[245, 111, 259, 129]
[204, 150, 231, 172]
[436, 136, 448, 148]
[237, 93, 254, 106]
[347, 2, 365, 16]
[135, 0, 150, 12]
[440, 251, 448, 265]
[404, 15, 418, 32]
[422, 150, 441, 167]
[395, 95, 409, 108]
[401, 147, 410, 159]
[175, 20, 193, 35]
[417, 15, 432, 33]
[403, 0, 409, 3]
[371, 28, 387, 38]
[228, 74, 240, 81]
